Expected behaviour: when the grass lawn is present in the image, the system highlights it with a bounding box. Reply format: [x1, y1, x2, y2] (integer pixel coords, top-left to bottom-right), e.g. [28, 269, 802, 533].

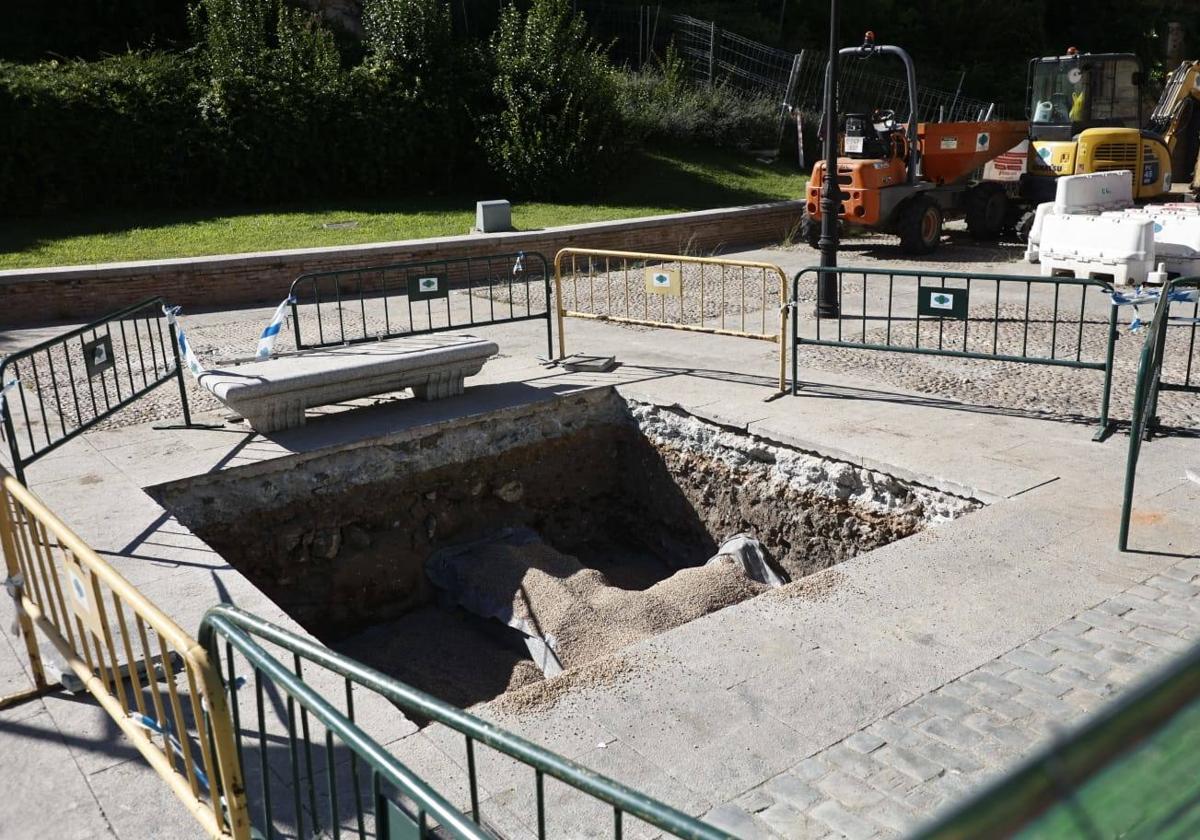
[0, 146, 805, 270]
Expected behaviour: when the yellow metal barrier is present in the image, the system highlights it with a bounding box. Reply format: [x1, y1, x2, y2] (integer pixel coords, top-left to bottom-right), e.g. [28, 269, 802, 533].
[553, 248, 790, 391]
[0, 466, 250, 839]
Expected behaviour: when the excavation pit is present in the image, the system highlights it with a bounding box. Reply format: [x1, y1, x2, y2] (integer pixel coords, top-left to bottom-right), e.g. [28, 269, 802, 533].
[150, 389, 979, 711]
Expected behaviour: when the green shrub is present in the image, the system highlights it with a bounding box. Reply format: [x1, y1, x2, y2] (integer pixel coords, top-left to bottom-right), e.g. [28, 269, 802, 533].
[0, 54, 217, 213]
[480, 0, 620, 196]
[615, 46, 778, 149]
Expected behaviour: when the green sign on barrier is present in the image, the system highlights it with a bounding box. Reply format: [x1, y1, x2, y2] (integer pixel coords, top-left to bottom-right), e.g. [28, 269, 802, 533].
[408, 274, 449, 301]
[918, 286, 968, 319]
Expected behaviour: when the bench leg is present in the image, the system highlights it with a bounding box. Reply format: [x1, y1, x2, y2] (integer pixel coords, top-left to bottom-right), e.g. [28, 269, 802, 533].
[242, 397, 306, 433]
[412, 372, 465, 401]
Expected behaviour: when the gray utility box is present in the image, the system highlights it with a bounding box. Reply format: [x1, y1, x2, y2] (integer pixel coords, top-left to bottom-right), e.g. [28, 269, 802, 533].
[475, 200, 512, 233]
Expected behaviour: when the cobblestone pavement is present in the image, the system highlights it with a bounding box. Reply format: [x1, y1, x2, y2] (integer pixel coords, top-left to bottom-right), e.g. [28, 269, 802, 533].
[705, 555, 1200, 839]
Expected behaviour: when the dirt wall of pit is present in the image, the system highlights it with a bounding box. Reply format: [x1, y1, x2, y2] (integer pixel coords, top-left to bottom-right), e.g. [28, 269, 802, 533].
[150, 389, 978, 637]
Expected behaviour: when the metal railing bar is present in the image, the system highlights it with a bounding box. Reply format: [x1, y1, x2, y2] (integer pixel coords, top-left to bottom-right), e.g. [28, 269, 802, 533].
[345, 677, 367, 840]
[796, 339, 1110, 369]
[993, 281, 1001, 356]
[1050, 282, 1061, 360]
[200, 605, 730, 840]
[326, 729, 341, 840]
[334, 279, 346, 346]
[294, 653, 321, 835]
[113, 597, 147, 717]
[536, 768, 546, 840]
[937, 277, 946, 351]
[92, 584, 130, 712]
[200, 612, 489, 840]
[255, 671, 276, 840]
[160, 632, 201, 798]
[285, 693, 306, 838]
[27, 355, 53, 449]
[44, 350, 69, 441]
[467, 735, 480, 822]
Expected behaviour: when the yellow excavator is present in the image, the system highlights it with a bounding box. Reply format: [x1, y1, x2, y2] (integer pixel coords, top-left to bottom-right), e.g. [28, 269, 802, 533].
[1013, 51, 1200, 238]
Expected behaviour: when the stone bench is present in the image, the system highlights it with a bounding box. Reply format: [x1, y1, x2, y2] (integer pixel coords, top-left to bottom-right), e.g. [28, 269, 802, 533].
[199, 334, 498, 433]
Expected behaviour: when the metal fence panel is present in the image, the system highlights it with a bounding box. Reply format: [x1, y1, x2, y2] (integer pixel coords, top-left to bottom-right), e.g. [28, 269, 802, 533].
[1118, 276, 1200, 550]
[554, 247, 790, 391]
[791, 266, 1120, 440]
[200, 605, 733, 840]
[0, 297, 190, 484]
[288, 251, 554, 359]
[0, 466, 249, 839]
[577, 2, 997, 123]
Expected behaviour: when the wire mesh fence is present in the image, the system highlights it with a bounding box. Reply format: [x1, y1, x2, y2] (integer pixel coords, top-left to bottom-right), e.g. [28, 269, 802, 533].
[577, 2, 997, 126]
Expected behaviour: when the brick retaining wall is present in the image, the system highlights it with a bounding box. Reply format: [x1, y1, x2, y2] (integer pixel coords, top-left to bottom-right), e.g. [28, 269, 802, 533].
[0, 202, 803, 326]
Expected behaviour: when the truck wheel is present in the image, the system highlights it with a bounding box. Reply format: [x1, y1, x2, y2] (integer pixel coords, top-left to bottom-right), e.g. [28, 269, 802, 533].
[1014, 209, 1036, 244]
[898, 197, 942, 254]
[800, 209, 821, 248]
[966, 183, 1008, 240]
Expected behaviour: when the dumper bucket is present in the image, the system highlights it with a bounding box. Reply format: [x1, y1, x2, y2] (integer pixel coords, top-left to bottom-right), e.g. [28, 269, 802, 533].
[917, 121, 1029, 185]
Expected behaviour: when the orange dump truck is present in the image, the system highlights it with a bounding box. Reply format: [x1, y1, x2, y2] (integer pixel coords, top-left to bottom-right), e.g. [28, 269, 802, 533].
[802, 36, 1028, 254]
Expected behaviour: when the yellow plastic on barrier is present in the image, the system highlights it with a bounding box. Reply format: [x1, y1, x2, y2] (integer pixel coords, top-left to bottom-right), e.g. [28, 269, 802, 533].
[0, 466, 250, 839]
[554, 248, 791, 392]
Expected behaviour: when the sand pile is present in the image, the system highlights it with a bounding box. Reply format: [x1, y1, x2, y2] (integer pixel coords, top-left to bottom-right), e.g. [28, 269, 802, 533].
[427, 529, 767, 672]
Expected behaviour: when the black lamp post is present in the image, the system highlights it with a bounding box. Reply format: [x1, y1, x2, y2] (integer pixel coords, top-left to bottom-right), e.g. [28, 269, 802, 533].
[816, 0, 841, 317]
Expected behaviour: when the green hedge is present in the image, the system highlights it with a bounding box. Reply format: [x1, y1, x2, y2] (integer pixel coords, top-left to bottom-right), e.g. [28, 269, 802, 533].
[0, 55, 218, 212]
[0, 0, 780, 216]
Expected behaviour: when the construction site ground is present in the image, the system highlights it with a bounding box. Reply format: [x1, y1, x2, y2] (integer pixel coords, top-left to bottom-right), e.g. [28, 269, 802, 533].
[1, 233, 1198, 839]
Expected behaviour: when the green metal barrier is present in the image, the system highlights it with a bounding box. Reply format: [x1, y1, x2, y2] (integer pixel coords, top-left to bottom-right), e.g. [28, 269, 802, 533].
[791, 266, 1120, 441]
[1118, 276, 1200, 552]
[911, 638, 1200, 839]
[199, 605, 732, 840]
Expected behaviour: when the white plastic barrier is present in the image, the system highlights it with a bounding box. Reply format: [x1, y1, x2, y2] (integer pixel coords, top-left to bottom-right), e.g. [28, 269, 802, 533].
[1148, 213, 1200, 276]
[1026, 171, 1136, 264]
[1099, 209, 1200, 276]
[1024, 202, 1056, 263]
[1053, 170, 1134, 214]
[1038, 213, 1155, 286]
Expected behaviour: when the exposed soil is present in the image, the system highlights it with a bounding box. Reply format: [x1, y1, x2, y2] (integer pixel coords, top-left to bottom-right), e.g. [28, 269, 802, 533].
[153, 393, 977, 709]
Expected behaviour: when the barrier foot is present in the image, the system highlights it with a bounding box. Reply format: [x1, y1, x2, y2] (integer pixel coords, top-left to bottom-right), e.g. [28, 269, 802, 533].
[0, 682, 62, 710]
[763, 390, 787, 403]
[1092, 420, 1117, 443]
[152, 419, 226, 432]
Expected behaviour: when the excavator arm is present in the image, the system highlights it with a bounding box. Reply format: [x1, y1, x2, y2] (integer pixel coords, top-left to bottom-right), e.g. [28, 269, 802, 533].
[1147, 60, 1200, 190]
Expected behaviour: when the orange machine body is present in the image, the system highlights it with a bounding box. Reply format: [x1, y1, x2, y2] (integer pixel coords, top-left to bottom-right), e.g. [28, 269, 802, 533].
[807, 120, 1029, 228]
[806, 157, 908, 226]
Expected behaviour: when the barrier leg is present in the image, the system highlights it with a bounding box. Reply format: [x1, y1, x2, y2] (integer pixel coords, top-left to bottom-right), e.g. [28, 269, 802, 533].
[1094, 306, 1118, 442]
[0, 482, 53, 708]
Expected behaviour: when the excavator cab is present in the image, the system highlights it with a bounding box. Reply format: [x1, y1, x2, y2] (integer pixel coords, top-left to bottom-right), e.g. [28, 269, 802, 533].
[1027, 52, 1142, 141]
[1021, 51, 1172, 206]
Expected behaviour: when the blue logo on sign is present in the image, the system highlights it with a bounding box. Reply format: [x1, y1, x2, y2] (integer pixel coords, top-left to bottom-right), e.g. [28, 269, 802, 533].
[1154, 222, 1164, 233]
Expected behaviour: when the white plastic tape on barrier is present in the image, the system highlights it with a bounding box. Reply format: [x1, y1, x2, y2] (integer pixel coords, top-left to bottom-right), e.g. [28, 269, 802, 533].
[1038, 213, 1155, 286]
[256, 296, 295, 360]
[1053, 170, 1134, 214]
[162, 306, 207, 379]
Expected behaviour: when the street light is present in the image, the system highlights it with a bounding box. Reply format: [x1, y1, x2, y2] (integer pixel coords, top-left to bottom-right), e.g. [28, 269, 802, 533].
[816, 0, 841, 317]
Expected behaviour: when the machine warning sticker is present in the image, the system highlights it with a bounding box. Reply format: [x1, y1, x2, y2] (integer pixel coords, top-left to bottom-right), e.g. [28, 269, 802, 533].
[918, 286, 968, 319]
[940, 137, 958, 150]
[975, 132, 990, 151]
[844, 136, 864, 153]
